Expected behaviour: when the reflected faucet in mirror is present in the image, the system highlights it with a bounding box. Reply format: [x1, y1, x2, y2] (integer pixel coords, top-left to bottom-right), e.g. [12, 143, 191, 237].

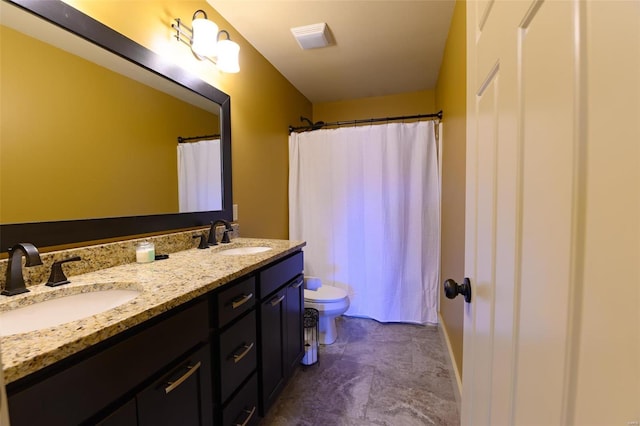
[209, 220, 233, 246]
[2, 243, 42, 296]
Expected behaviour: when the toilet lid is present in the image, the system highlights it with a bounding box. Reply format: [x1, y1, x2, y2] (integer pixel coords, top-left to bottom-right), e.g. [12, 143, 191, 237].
[304, 286, 347, 303]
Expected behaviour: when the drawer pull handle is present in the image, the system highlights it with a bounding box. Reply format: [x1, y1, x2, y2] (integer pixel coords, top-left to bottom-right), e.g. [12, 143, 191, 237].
[234, 406, 256, 426]
[290, 277, 303, 289]
[232, 342, 255, 363]
[231, 293, 254, 309]
[164, 361, 201, 394]
[270, 294, 285, 306]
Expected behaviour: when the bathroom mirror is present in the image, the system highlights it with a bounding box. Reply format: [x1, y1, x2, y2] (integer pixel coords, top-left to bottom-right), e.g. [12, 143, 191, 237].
[0, 0, 232, 252]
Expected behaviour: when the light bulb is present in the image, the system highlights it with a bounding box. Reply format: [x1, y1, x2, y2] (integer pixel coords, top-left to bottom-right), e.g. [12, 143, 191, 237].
[191, 18, 218, 57]
[216, 39, 240, 73]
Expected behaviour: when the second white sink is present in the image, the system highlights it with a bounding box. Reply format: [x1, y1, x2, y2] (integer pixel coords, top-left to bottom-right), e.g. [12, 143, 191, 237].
[0, 288, 141, 336]
[219, 246, 272, 256]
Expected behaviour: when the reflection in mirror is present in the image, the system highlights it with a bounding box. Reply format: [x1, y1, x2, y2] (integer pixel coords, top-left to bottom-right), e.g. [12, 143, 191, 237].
[1, 2, 222, 222]
[177, 136, 223, 212]
[0, 0, 232, 251]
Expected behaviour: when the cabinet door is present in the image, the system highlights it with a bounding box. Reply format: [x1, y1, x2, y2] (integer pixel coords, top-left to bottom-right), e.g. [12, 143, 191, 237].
[258, 288, 286, 414]
[137, 344, 213, 426]
[96, 399, 137, 426]
[284, 275, 304, 378]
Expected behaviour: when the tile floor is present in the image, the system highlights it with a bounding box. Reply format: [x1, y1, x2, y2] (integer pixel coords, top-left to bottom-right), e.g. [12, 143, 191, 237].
[261, 316, 460, 426]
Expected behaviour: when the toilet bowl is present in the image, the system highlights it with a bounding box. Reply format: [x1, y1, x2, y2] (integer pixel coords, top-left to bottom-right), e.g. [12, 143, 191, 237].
[304, 284, 350, 345]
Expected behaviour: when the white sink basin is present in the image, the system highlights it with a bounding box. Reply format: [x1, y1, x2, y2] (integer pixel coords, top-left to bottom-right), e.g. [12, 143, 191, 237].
[219, 246, 272, 256]
[0, 288, 141, 336]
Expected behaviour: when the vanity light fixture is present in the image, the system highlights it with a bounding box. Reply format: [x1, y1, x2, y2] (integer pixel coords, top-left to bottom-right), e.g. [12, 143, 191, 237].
[172, 10, 240, 73]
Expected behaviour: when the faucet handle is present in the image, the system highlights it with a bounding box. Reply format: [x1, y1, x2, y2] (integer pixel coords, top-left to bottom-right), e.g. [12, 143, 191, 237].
[221, 230, 231, 244]
[193, 233, 209, 249]
[46, 256, 81, 287]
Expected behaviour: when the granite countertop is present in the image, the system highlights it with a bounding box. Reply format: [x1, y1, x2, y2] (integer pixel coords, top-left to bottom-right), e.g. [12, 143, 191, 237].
[0, 237, 305, 384]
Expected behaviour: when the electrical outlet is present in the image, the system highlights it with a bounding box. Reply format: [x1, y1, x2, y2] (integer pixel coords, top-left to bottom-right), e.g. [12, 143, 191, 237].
[233, 204, 238, 221]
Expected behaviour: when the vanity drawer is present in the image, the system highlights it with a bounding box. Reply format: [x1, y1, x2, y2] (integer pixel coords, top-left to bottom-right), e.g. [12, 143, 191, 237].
[216, 276, 256, 328]
[259, 251, 303, 299]
[222, 373, 259, 426]
[219, 310, 257, 403]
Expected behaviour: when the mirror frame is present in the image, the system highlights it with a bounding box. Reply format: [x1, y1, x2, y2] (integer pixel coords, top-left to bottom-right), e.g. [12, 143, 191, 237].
[0, 0, 233, 252]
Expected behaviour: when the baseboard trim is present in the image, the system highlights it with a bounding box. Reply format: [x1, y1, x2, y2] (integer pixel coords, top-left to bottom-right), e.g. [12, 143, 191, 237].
[438, 313, 462, 412]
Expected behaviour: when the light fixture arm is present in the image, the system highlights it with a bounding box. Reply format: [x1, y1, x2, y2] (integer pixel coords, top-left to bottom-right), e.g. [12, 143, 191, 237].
[172, 18, 193, 47]
[217, 30, 231, 42]
[172, 18, 217, 64]
[192, 9, 208, 20]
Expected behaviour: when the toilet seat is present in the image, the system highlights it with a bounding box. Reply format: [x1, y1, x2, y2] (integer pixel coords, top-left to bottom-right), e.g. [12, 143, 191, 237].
[304, 286, 347, 303]
[303, 285, 350, 345]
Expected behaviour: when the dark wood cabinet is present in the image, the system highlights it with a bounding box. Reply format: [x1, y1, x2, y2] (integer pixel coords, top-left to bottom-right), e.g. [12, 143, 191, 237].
[97, 399, 137, 426]
[257, 252, 304, 415]
[211, 271, 260, 426]
[7, 300, 210, 426]
[221, 374, 259, 426]
[216, 276, 255, 328]
[218, 310, 257, 402]
[98, 336, 213, 426]
[284, 275, 304, 378]
[259, 287, 287, 413]
[137, 344, 213, 426]
[6, 249, 303, 426]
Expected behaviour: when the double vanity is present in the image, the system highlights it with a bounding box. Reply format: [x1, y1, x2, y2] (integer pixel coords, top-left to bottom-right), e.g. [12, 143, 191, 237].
[0, 235, 305, 425]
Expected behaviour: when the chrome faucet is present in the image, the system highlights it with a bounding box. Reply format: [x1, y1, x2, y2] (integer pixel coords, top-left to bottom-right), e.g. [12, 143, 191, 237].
[208, 220, 233, 245]
[2, 243, 43, 296]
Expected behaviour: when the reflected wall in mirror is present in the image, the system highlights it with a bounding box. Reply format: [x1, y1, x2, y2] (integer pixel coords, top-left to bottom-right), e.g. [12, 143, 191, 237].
[0, 0, 232, 251]
[2, 25, 221, 222]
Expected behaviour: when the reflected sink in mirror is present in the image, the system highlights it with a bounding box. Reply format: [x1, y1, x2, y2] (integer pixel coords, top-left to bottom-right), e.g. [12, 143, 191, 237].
[0, 287, 141, 336]
[219, 247, 272, 256]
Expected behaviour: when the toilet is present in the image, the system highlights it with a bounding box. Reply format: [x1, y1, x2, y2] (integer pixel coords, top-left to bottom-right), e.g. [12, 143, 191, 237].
[303, 278, 350, 345]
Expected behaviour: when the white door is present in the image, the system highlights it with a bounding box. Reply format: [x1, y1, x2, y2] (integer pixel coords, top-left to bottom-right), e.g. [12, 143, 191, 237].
[461, 1, 639, 425]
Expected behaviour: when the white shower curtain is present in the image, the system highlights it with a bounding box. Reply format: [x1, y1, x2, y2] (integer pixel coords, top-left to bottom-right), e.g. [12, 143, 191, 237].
[289, 121, 441, 324]
[177, 139, 222, 212]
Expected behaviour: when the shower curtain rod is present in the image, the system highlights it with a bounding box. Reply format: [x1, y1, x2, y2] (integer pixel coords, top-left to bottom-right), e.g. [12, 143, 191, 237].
[177, 133, 220, 143]
[288, 110, 443, 133]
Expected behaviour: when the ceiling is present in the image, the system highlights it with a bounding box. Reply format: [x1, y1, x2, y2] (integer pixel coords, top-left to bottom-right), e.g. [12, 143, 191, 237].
[207, 0, 456, 103]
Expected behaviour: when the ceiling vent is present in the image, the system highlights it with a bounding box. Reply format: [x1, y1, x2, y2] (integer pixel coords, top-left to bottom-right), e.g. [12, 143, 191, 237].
[291, 23, 331, 50]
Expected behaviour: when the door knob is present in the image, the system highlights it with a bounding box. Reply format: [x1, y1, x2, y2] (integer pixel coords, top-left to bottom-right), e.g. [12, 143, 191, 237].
[444, 278, 472, 303]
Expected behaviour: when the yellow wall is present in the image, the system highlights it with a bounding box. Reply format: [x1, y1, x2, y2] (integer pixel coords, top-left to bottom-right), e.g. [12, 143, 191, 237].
[435, 0, 466, 380]
[0, 26, 219, 223]
[12, 0, 467, 381]
[313, 90, 435, 123]
[63, 0, 312, 238]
